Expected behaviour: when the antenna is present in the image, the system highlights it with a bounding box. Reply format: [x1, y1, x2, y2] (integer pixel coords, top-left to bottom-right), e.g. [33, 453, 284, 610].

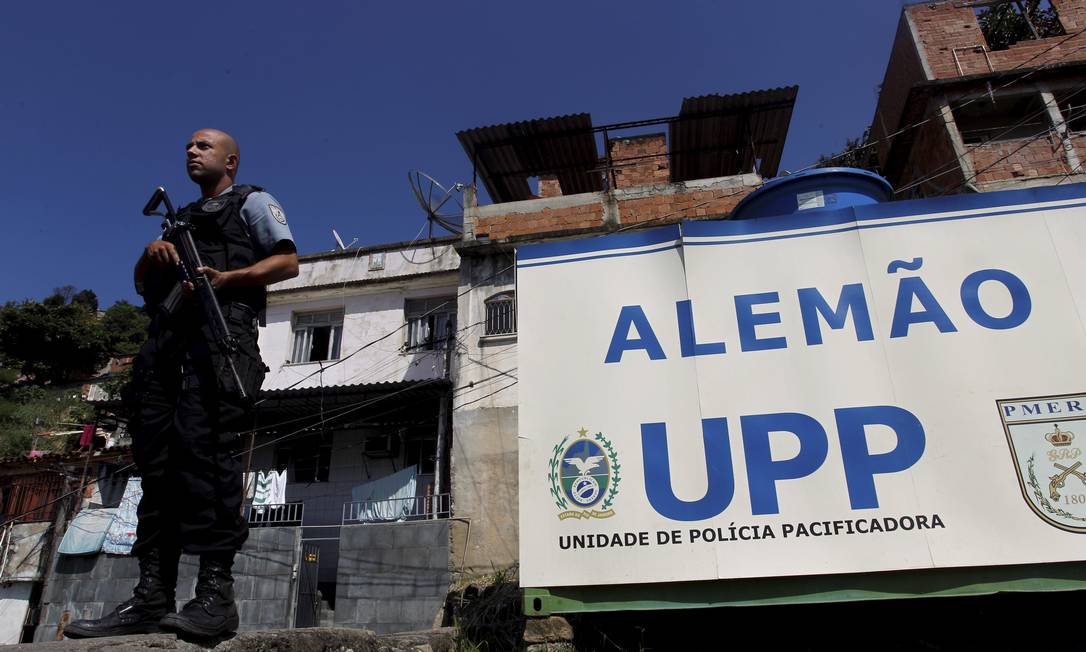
[332, 228, 357, 251]
[407, 170, 465, 238]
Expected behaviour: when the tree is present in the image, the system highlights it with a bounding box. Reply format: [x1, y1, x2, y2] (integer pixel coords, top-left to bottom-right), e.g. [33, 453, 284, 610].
[72, 289, 99, 313]
[816, 128, 881, 173]
[977, 1, 1064, 51]
[0, 295, 110, 384]
[101, 300, 149, 355]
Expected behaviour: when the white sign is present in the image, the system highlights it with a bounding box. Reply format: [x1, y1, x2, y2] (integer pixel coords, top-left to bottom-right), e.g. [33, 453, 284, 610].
[516, 184, 1086, 588]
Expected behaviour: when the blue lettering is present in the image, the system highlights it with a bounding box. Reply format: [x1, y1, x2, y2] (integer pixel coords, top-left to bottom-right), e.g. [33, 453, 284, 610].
[1069, 400, 1083, 413]
[676, 300, 726, 358]
[960, 269, 1031, 330]
[735, 292, 787, 352]
[641, 418, 735, 521]
[890, 277, 957, 338]
[741, 413, 828, 515]
[605, 305, 666, 363]
[835, 406, 926, 510]
[797, 284, 875, 346]
[1023, 403, 1042, 416]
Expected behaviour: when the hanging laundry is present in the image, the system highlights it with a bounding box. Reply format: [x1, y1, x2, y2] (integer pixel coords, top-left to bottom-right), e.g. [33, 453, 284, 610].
[102, 478, 142, 555]
[79, 424, 95, 448]
[350, 465, 417, 522]
[58, 508, 117, 556]
[252, 470, 273, 515]
[96, 463, 128, 507]
[270, 469, 288, 506]
[242, 471, 257, 501]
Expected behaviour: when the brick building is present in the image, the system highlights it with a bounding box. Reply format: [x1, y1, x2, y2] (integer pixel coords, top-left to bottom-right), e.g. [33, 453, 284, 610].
[447, 88, 798, 573]
[871, 0, 1086, 197]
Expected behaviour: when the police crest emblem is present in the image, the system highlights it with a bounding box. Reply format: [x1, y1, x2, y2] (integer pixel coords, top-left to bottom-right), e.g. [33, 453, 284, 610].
[999, 393, 1086, 533]
[548, 428, 621, 520]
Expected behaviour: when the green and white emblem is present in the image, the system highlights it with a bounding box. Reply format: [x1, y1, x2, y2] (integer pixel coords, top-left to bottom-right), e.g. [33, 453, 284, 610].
[548, 427, 621, 520]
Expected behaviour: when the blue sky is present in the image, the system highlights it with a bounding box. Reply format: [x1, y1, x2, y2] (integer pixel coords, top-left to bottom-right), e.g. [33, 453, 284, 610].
[0, 0, 904, 307]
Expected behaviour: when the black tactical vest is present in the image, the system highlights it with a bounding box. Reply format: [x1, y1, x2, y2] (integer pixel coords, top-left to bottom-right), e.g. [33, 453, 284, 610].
[175, 184, 267, 313]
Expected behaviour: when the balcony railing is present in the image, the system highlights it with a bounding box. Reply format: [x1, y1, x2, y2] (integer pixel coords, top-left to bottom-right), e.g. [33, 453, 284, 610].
[244, 502, 304, 526]
[341, 493, 451, 524]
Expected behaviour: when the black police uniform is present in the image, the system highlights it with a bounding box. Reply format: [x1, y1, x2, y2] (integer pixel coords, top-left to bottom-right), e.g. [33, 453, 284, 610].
[129, 185, 268, 557]
[65, 185, 272, 640]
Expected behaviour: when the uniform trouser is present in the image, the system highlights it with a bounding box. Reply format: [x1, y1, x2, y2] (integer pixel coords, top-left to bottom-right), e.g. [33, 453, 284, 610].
[127, 306, 264, 558]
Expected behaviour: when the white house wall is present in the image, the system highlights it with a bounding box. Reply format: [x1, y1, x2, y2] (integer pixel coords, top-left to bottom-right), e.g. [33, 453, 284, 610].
[259, 242, 460, 392]
[449, 252, 520, 573]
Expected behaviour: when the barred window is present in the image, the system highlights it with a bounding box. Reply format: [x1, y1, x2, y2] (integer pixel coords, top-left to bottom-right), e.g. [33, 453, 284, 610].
[405, 297, 457, 351]
[484, 292, 516, 336]
[291, 310, 343, 363]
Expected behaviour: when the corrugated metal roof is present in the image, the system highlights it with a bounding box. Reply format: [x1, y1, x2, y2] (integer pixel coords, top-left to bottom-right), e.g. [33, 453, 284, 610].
[255, 379, 451, 426]
[457, 113, 604, 203]
[670, 86, 798, 182]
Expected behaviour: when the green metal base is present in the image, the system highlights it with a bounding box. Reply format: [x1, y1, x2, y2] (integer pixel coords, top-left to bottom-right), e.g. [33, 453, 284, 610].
[524, 562, 1086, 616]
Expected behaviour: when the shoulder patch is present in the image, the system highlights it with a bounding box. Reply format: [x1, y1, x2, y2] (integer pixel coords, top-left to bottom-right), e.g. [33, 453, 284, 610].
[268, 204, 287, 225]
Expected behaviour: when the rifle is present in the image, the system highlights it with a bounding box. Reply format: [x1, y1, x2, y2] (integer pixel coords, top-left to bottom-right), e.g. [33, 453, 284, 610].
[142, 187, 249, 400]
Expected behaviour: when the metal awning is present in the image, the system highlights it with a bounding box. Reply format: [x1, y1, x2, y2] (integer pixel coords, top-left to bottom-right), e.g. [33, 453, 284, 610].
[669, 86, 798, 182]
[457, 86, 799, 204]
[457, 113, 604, 203]
[254, 378, 451, 430]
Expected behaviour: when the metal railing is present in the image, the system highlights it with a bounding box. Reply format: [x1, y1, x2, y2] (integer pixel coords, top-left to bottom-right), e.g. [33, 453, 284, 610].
[341, 493, 451, 524]
[244, 502, 304, 526]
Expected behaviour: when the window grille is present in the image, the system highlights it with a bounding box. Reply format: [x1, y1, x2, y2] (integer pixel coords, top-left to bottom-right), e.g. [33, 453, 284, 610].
[484, 292, 517, 336]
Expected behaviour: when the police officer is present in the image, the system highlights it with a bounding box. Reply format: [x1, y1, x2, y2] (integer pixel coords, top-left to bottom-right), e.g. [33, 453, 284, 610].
[66, 129, 299, 639]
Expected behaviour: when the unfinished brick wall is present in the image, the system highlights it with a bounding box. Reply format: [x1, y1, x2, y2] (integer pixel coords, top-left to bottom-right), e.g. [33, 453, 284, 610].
[1072, 132, 1086, 164]
[1057, 0, 1086, 30]
[468, 176, 757, 241]
[907, 1, 1086, 79]
[872, 14, 929, 168]
[617, 186, 752, 227]
[473, 201, 604, 240]
[970, 132, 1071, 184]
[609, 134, 670, 189]
[537, 175, 562, 198]
[896, 117, 967, 197]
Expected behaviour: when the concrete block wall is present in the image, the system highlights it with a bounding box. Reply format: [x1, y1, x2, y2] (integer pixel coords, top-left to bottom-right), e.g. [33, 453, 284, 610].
[335, 521, 450, 635]
[34, 527, 300, 641]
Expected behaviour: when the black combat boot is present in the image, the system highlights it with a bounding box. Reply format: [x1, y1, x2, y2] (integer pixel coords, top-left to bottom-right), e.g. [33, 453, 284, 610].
[160, 553, 239, 638]
[64, 547, 180, 638]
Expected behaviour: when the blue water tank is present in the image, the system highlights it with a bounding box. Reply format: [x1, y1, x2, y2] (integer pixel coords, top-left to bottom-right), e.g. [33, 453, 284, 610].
[730, 167, 893, 220]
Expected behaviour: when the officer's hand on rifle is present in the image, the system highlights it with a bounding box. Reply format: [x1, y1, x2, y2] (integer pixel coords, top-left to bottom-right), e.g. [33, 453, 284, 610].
[195, 266, 231, 290]
[145, 240, 180, 267]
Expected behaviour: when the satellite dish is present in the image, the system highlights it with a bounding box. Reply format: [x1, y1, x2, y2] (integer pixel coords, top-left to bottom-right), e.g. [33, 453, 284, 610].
[408, 170, 464, 237]
[332, 228, 357, 251]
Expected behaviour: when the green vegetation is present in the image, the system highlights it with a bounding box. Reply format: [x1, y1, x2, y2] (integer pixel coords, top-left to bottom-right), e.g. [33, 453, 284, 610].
[977, 1, 1064, 52]
[816, 128, 880, 173]
[0, 288, 148, 456]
